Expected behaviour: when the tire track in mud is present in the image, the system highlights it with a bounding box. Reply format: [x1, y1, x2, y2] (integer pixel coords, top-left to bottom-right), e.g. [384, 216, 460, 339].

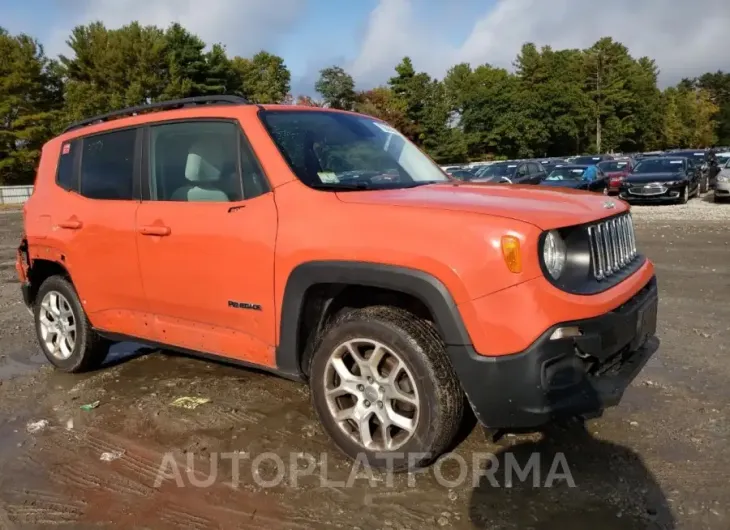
[1, 426, 331, 529]
[1, 489, 86, 526]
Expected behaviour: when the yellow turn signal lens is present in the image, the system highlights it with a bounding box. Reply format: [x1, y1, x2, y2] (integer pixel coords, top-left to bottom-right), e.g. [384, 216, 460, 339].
[501, 236, 522, 273]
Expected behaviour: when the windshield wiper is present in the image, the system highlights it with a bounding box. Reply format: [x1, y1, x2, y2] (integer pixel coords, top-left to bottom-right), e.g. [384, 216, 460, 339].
[310, 182, 371, 191]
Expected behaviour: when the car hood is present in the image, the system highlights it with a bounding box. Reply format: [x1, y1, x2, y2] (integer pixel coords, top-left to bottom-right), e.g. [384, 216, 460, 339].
[624, 172, 685, 183]
[336, 183, 627, 230]
[539, 179, 586, 189]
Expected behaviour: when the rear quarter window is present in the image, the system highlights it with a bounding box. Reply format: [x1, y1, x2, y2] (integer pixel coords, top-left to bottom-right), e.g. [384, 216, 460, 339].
[56, 140, 79, 191]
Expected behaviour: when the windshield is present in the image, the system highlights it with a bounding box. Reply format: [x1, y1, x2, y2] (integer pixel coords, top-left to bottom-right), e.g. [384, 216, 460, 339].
[598, 161, 629, 172]
[633, 158, 685, 173]
[259, 110, 449, 190]
[475, 164, 516, 178]
[718, 154, 730, 167]
[546, 168, 586, 181]
[572, 156, 603, 165]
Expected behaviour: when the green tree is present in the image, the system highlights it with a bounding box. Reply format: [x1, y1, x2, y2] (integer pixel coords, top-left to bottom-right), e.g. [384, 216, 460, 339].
[315, 66, 356, 110]
[583, 38, 638, 153]
[696, 71, 730, 145]
[230, 51, 290, 103]
[0, 28, 62, 185]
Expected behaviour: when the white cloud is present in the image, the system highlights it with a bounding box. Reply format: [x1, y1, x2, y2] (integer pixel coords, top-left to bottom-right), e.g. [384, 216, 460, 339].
[352, 0, 730, 87]
[348, 0, 452, 86]
[45, 0, 306, 58]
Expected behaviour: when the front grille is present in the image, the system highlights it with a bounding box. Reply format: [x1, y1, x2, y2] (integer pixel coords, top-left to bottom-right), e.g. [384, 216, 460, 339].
[587, 214, 637, 280]
[629, 185, 666, 196]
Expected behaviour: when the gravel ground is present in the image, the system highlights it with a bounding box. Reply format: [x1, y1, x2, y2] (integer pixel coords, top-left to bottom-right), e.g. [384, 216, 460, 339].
[0, 205, 729, 529]
[630, 193, 730, 222]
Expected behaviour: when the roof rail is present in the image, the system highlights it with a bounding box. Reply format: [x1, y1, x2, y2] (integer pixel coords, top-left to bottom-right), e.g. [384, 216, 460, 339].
[62, 95, 249, 133]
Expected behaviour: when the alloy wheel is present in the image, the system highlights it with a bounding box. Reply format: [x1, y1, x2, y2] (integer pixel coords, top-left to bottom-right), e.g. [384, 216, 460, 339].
[323, 338, 420, 451]
[38, 290, 76, 360]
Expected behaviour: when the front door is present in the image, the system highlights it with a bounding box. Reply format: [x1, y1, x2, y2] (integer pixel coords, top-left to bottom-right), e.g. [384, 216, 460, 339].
[135, 120, 278, 368]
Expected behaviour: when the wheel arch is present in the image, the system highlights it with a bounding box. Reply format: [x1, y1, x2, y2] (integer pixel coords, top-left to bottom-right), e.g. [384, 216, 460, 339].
[276, 261, 472, 379]
[26, 257, 75, 308]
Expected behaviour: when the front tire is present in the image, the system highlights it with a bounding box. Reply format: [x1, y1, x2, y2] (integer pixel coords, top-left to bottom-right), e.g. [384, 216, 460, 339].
[34, 276, 110, 373]
[309, 306, 464, 471]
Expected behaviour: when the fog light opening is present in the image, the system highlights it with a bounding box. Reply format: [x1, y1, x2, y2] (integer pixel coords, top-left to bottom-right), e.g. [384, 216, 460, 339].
[549, 326, 583, 340]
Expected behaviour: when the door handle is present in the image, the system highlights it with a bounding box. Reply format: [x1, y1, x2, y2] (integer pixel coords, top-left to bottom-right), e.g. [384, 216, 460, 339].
[58, 219, 83, 230]
[139, 225, 171, 236]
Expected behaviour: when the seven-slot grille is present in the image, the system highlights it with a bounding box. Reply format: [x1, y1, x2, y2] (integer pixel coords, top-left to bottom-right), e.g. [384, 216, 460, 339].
[587, 214, 637, 280]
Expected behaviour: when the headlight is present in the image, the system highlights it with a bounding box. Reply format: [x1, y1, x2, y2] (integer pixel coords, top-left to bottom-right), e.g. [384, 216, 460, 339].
[543, 230, 567, 279]
[718, 175, 729, 183]
[663, 180, 684, 186]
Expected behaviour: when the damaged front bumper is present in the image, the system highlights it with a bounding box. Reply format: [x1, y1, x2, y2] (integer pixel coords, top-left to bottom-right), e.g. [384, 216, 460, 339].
[448, 276, 659, 430]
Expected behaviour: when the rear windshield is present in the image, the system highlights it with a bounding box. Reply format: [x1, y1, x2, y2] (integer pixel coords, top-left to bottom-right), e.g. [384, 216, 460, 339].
[572, 156, 603, 165]
[598, 161, 629, 172]
[259, 110, 448, 190]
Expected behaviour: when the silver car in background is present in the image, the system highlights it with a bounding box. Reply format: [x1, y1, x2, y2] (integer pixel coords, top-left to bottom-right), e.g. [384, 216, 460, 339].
[714, 152, 730, 202]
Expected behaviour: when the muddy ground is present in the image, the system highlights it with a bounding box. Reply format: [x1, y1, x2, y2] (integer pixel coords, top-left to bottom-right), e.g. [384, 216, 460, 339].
[0, 205, 728, 530]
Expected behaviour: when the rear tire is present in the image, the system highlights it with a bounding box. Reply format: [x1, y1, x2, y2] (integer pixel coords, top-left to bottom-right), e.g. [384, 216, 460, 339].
[34, 276, 111, 373]
[309, 306, 464, 471]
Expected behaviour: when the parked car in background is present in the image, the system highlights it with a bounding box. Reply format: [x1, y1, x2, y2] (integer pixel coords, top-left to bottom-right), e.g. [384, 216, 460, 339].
[447, 169, 479, 181]
[598, 159, 633, 195]
[571, 154, 614, 165]
[471, 161, 545, 184]
[539, 165, 609, 194]
[669, 150, 710, 192]
[538, 158, 568, 174]
[619, 156, 700, 204]
[713, 154, 730, 202]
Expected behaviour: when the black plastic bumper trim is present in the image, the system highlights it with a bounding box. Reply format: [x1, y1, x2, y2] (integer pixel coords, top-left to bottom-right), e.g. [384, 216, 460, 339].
[447, 276, 659, 430]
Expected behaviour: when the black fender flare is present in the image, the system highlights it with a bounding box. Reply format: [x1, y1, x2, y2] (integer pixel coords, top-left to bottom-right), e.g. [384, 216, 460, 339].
[276, 261, 472, 377]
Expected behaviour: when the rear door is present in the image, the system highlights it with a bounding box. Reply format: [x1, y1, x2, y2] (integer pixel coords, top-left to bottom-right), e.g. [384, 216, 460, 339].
[135, 119, 278, 367]
[49, 128, 149, 338]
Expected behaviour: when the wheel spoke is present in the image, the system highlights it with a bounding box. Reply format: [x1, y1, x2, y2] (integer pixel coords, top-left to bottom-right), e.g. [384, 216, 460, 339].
[49, 292, 61, 317]
[367, 345, 386, 376]
[384, 403, 415, 433]
[345, 342, 369, 373]
[334, 406, 355, 422]
[330, 357, 359, 384]
[357, 410, 374, 448]
[388, 385, 418, 406]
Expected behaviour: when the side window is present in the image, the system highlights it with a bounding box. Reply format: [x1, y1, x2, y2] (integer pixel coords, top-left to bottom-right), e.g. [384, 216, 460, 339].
[149, 121, 241, 202]
[56, 140, 79, 191]
[80, 129, 136, 200]
[517, 165, 528, 177]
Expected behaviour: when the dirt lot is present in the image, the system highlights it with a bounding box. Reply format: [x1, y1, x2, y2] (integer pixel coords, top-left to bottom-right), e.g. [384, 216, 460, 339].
[0, 202, 728, 530]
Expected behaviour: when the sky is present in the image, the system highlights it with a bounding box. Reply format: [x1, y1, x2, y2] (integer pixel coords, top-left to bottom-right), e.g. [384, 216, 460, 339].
[3, 0, 730, 96]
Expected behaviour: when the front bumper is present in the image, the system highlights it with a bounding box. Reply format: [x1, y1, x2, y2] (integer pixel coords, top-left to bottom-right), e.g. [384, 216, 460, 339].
[714, 181, 730, 198]
[448, 276, 658, 429]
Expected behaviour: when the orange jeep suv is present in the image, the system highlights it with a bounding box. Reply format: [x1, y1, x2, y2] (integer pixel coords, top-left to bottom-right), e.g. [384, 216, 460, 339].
[17, 96, 658, 469]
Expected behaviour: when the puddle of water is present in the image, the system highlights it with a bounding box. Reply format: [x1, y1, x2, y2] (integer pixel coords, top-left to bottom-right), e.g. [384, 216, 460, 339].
[0, 348, 46, 381]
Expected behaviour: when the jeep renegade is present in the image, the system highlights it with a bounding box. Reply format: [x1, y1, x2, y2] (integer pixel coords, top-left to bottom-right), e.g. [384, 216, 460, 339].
[16, 95, 659, 470]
